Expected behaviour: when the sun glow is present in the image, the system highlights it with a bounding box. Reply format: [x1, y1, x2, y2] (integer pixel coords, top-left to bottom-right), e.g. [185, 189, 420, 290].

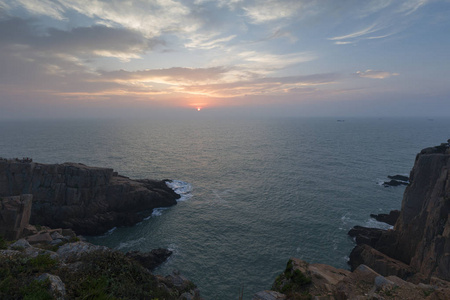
[197, 107, 201, 111]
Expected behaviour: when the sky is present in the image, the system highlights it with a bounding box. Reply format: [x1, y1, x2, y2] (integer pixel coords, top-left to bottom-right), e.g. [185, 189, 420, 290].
[1, 0, 450, 119]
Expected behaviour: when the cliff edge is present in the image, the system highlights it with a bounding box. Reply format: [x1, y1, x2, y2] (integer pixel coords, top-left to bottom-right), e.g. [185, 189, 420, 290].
[256, 141, 450, 299]
[0, 160, 180, 235]
[349, 141, 450, 283]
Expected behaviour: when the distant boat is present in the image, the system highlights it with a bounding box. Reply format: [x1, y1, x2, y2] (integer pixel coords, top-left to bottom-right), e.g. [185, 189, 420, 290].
[336, 119, 345, 122]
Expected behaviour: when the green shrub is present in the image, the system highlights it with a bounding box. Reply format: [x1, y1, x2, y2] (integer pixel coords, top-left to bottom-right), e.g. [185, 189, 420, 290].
[21, 278, 53, 300]
[0, 236, 7, 250]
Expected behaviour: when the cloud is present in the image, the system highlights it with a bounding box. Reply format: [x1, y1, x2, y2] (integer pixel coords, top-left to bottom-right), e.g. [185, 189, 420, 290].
[242, 0, 306, 24]
[329, 24, 378, 41]
[0, 15, 161, 61]
[178, 73, 339, 98]
[0, 0, 65, 20]
[328, 1, 432, 45]
[355, 70, 399, 79]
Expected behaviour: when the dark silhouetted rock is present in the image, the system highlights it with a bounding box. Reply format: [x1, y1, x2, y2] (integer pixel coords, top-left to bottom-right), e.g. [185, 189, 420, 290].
[0, 194, 32, 240]
[126, 248, 172, 271]
[370, 210, 400, 226]
[0, 160, 180, 235]
[351, 141, 450, 282]
[388, 175, 409, 182]
[348, 226, 385, 247]
[383, 179, 408, 187]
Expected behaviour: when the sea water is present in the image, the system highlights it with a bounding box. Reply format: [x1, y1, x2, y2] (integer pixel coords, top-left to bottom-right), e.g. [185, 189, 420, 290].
[1, 117, 448, 299]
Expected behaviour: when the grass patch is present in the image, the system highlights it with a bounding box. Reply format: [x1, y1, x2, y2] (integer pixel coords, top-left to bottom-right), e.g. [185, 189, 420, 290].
[0, 253, 59, 299]
[60, 250, 173, 299]
[0, 236, 8, 250]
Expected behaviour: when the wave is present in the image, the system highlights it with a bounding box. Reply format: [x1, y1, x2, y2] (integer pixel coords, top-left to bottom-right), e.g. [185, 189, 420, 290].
[115, 237, 146, 250]
[364, 218, 393, 230]
[166, 179, 193, 202]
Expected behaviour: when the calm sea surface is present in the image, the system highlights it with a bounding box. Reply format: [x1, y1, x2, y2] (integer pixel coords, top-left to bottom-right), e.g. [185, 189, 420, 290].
[1, 117, 449, 299]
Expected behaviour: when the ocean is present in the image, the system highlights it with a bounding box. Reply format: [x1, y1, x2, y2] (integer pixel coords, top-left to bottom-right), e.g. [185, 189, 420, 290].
[1, 117, 448, 299]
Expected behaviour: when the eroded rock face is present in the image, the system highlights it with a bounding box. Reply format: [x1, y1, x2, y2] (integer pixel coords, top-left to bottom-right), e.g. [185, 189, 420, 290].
[0, 194, 32, 240]
[394, 145, 450, 281]
[349, 143, 450, 282]
[0, 160, 180, 235]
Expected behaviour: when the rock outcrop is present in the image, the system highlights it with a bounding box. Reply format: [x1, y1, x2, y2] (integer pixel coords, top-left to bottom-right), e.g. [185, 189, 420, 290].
[0, 160, 180, 235]
[258, 258, 450, 300]
[349, 142, 450, 282]
[0, 235, 200, 299]
[370, 210, 400, 226]
[0, 194, 32, 240]
[257, 141, 450, 299]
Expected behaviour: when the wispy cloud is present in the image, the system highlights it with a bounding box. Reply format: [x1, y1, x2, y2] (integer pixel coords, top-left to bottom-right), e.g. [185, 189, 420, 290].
[243, 0, 304, 24]
[329, 24, 378, 41]
[356, 70, 399, 79]
[328, 1, 432, 45]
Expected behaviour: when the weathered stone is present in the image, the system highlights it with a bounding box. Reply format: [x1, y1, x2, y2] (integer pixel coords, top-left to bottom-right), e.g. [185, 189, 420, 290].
[37, 273, 66, 300]
[61, 228, 76, 237]
[383, 179, 408, 187]
[126, 248, 172, 271]
[22, 224, 38, 236]
[26, 232, 53, 244]
[0, 194, 33, 240]
[50, 231, 65, 240]
[370, 210, 400, 226]
[252, 290, 286, 300]
[349, 142, 450, 282]
[349, 244, 414, 279]
[9, 238, 31, 250]
[388, 175, 409, 182]
[56, 241, 108, 261]
[348, 226, 384, 247]
[0, 160, 180, 235]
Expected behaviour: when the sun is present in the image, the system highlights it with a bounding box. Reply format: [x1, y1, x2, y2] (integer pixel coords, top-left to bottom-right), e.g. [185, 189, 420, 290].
[197, 107, 201, 111]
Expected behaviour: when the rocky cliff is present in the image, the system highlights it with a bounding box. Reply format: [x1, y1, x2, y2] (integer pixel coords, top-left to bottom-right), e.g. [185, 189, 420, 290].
[255, 141, 450, 299]
[0, 159, 180, 235]
[349, 142, 450, 283]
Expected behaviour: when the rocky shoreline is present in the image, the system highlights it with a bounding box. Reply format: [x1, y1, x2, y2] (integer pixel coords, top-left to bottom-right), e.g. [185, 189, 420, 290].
[255, 141, 450, 299]
[0, 160, 180, 235]
[0, 160, 200, 299]
[1, 140, 450, 299]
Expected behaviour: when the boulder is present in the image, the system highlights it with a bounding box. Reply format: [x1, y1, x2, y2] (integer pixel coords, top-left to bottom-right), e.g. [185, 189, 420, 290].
[0, 194, 33, 240]
[348, 244, 414, 279]
[26, 232, 53, 244]
[387, 175, 409, 182]
[370, 210, 400, 226]
[253, 290, 286, 300]
[37, 273, 66, 300]
[56, 241, 109, 262]
[126, 248, 172, 271]
[9, 238, 31, 250]
[347, 226, 384, 247]
[383, 179, 408, 187]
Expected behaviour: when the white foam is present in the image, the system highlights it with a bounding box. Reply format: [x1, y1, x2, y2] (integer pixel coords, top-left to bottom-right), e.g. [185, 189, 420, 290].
[100, 227, 117, 237]
[148, 207, 169, 218]
[115, 237, 145, 250]
[166, 180, 193, 202]
[364, 218, 393, 230]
